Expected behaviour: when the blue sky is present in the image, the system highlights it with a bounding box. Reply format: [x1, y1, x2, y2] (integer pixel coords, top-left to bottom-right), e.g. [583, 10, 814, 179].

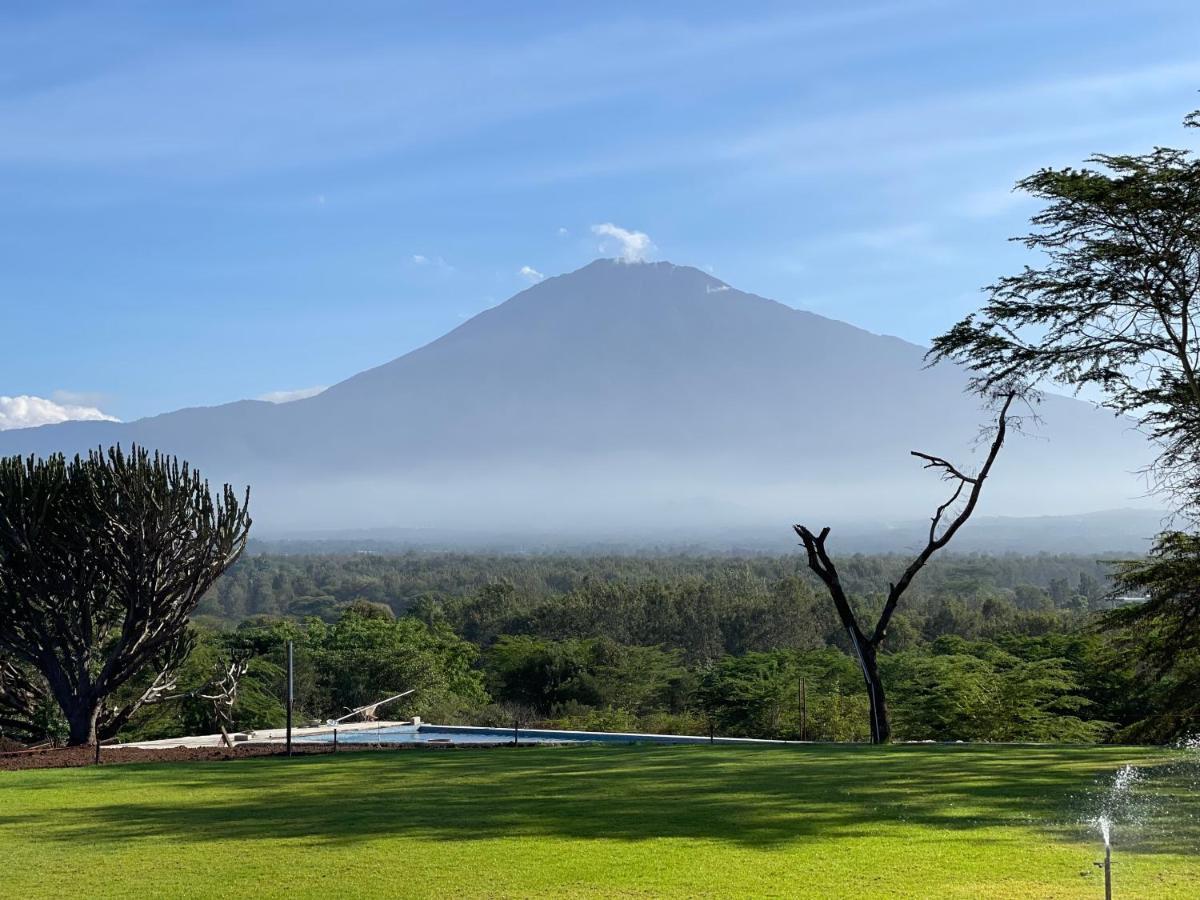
[2, 0, 1199, 425]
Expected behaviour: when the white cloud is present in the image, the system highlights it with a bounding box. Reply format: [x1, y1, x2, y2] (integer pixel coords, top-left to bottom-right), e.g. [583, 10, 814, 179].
[0, 395, 119, 431]
[519, 265, 545, 282]
[412, 254, 428, 264]
[590, 223, 655, 262]
[258, 386, 327, 404]
[557, 227, 569, 236]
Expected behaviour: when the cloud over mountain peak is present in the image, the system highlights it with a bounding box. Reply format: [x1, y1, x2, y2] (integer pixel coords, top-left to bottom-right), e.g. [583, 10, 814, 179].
[0, 395, 119, 431]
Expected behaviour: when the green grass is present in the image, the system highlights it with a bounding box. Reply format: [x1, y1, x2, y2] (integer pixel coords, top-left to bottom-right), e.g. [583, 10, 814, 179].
[1, 744, 1197, 898]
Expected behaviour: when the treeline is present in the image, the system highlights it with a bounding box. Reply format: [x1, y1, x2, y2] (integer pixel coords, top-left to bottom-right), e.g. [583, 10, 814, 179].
[110, 550, 1184, 745]
[198, 551, 1115, 640]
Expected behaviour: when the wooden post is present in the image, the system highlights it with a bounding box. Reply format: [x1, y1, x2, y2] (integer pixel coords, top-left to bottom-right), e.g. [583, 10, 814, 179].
[286, 640, 294, 757]
[709, 721, 715, 744]
[333, 728, 338, 753]
[94, 740, 101, 766]
[513, 717, 519, 746]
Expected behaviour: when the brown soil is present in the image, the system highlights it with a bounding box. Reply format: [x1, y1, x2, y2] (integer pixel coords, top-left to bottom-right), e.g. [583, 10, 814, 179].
[0, 740, 518, 772]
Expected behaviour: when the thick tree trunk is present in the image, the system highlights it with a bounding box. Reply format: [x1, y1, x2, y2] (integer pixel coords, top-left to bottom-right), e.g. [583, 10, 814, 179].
[40, 660, 102, 746]
[65, 700, 100, 747]
[850, 634, 890, 744]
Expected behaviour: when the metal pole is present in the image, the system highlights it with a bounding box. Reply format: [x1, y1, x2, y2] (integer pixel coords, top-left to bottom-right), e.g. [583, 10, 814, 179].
[286, 640, 294, 757]
[513, 717, 519, 746]
[799, 676, 807, 742]
[1104, 843, 1112, 900]
[333, 728, 338, 753]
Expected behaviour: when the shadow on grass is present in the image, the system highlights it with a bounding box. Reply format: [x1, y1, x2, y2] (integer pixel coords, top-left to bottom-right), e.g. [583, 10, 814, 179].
[4, 744, 1197, 855]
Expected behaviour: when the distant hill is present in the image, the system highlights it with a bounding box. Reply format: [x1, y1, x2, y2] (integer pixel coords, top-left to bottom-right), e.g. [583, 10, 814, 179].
[0, 260, 1155, 547]
[246, 508, 1164, 556]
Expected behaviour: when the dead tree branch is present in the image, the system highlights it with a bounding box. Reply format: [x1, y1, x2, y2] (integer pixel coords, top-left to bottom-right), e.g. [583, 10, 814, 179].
[794, 391, 1015, 742]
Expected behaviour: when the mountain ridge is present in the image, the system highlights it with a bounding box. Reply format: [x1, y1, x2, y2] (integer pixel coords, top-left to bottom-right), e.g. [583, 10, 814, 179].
[0, 259, 1154, 542]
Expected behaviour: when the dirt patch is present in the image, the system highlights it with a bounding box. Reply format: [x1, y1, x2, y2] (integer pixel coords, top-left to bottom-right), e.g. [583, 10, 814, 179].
[0, 740, 525, 772]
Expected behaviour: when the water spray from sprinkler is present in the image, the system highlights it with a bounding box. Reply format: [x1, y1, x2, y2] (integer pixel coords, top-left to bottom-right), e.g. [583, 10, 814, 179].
[1090, 764, 1144, 898]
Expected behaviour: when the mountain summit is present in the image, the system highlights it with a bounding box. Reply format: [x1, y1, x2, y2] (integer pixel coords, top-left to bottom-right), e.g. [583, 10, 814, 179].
[0, 260, 1150, 535]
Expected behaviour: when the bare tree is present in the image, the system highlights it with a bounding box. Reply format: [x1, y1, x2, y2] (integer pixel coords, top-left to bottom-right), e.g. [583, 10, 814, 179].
[181, 655, 250, 747]
[794, 393, 1015, 743]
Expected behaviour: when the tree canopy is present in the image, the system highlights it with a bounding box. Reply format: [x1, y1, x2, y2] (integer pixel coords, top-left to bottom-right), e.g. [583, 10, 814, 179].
[0, 447, 250, 745]
[931, 110, 1200, 515]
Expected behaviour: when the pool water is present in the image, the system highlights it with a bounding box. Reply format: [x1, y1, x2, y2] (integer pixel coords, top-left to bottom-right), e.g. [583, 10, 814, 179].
[295, 724, 791, 747]
[300, 726, 585, 745]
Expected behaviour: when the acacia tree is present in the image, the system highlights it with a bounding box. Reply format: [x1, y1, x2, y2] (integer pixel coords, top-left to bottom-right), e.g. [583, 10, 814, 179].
[930, 109, 1200, 688]
[0, 447, 250, 745]
[795, 393, 1014, 744]
[930, 110, 1200, 516]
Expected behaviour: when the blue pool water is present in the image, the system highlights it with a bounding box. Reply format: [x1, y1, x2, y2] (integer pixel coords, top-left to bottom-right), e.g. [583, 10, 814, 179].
[295, 724, 792, 747]
[300, 726, 587, 745]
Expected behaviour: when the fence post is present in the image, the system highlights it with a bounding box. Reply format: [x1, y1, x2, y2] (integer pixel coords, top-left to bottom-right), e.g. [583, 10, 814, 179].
[286, 640, 294, 757]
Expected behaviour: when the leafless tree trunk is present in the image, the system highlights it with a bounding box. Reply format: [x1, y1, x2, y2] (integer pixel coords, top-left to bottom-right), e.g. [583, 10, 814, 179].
[795, 393, 1015, 743]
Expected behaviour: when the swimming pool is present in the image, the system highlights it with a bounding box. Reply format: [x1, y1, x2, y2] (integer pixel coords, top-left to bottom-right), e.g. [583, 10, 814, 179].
[294, 724, 794, 746]
[297, 726, 582, 745]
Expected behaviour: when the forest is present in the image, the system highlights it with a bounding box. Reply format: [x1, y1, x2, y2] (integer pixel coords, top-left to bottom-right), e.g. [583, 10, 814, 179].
[100, 546, 1187, 746]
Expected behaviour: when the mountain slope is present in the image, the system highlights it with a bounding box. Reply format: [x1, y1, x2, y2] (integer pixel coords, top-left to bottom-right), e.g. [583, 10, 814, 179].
[0, 260, 1152, 535]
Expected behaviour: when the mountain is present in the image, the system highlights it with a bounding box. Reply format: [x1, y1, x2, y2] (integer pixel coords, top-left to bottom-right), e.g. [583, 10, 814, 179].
[0, 260, 1154, 543]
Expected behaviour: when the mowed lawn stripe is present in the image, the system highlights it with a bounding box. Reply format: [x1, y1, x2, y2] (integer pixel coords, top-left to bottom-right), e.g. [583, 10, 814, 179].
[0, 743, 1195, 899]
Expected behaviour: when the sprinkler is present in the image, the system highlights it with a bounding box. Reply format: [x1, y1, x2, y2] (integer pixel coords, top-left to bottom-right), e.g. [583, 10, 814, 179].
[1093, 818, 1112, 900]
[1093, 843, 1112, 899]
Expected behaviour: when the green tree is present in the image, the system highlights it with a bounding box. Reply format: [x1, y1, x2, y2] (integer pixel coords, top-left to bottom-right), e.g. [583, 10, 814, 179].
[930, 110, 1200, 515]
[698, 652, 796, 737]
[1104, 533, 1200, 738]
[0, 448, 250, 745]
[484, 635, 593, 714]
[698, 650, 868, 741]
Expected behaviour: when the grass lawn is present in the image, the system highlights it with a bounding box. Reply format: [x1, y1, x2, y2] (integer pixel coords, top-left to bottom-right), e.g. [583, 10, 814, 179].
[1, 743, 1197, 899]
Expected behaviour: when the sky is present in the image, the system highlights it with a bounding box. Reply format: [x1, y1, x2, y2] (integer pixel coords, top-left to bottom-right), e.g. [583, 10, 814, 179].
[2, 0, 1200, 426]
